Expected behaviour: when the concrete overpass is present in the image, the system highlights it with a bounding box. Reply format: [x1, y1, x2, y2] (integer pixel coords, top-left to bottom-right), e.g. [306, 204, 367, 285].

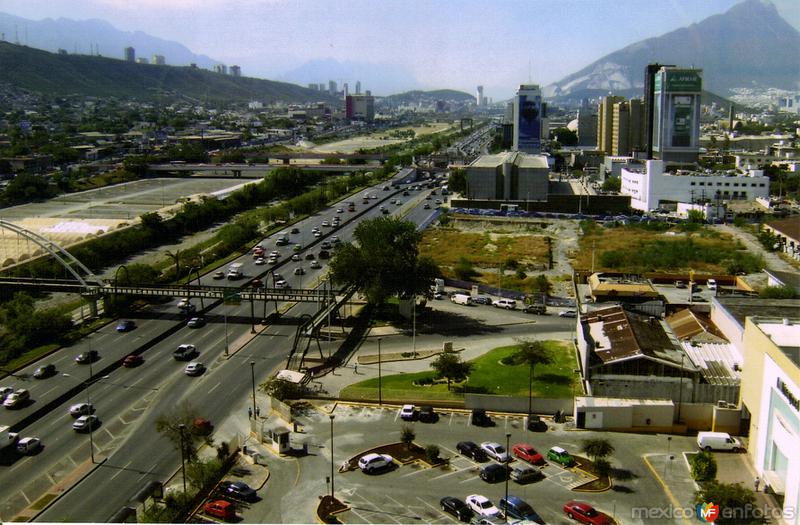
[147, 163, 380, 177]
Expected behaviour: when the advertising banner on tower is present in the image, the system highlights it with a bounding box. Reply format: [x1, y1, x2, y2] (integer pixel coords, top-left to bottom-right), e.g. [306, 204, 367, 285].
[670, 95, 694, 147]
[516, 94, 541, 153]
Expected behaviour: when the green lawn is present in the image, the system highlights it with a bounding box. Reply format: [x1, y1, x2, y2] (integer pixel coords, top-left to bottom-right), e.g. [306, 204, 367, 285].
[340, 340, 578, 402]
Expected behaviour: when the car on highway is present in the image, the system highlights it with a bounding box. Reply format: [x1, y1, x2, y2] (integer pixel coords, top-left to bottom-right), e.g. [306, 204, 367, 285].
[563, 500, 611, 524]
[33, 363, 57, 379]
[322, 220, 330, 227]
[318, 250, 331, 259]
[499, 496, 544, 523]
[122, 354, 143, 368]
[547, 446, 576, 467]
[465, 495, 501, 519]
[479, 463, 508, 483]
[456, 441, 487, 461]
[400, 404, 416, 420]
[336, 208, 344, 213]
[291, 254, 301, 261]
[423, 203, 430, 209]
[116, 319, 136, 332]
[293, 244, 302, 252]
[493, 298, 516, 310]
[559, 310, 577, 318]
[480, 442, 510, 462]
[212, 271, 225, 280]
[320, 241, 331, 249]
[75, 350, 99, 364]
[173, 344, 198, 361]
[293, 267, 305, 275]
[290, 227, 300, 234]
[177, 297, 193, 309]
[305, 253, 316, 260]
[251, 278, 263, 289]
[440, 497, 474, 522]
[310, 260, 322, 269]
[219, 480, 258, 502]
[69, 402, 93, 416]
[330, 236, 340, 243]
[187, 317, 206, 328]
[275, 279, 289, 288]
[203, 500, 235, 521]
[0, 386, 14, 401]
[16, 436, 42, 454]
[184, 362, 205, 376]
[358, 453, 393, 473]
[3, 389, 30, 409]
[254, 257, 266, 265]
[512, 443, 544, 465]
[72, 415, 99, 432]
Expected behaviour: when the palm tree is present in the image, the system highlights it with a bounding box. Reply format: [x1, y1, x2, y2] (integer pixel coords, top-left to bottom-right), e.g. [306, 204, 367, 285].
[166, 249, 182, 280]
[511, 339, 553, 415]
[582, 438, 615, 463]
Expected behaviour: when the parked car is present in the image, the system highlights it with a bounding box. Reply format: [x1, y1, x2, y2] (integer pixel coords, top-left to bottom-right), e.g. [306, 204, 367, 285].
[479, 463, 508, 483]
[696, 431, 743, 452]
[440, 496, 474, 522]
[456, 441, 487, 461]
[499, 496, 544, 523]
[465, 495, 501, 519]
[184, 362, 205, 376]
[675, 280, 686, 288]
[187, 317, 206, 328]
[400, 404, 416, 421]
[472, 296, 492, 305]
[563, 500, 611, 524]
[493, 298, 516, 310]
[358, 453, 393, 473]
[69, 402, 93, 417]
[33, 363, 56, 379]
[524, 304, 547, 315]
[16, 436, 42, 454]
[471, 409, 494, 427]
[116, 319, 136, 332]
[418, 405, 437, 423]
[547, 446, 576, 467]
[509, 464, 543, 484]
[219, 480, 258, 502]
[75, 350, 99, 364]
[173, 344, 198, 361]
[512, 443, 544, 465]
[203, 500, 235, 521]
[480, 442, 510, 462]
[3, 389, 30, 408]
[559, 310, 577, 318]
[72, 415, 99, 431]
[122, 355, 143, 368]
[526, 414, 548, 432]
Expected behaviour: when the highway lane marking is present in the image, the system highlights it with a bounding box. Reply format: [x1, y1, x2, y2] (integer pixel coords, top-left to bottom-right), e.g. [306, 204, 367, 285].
[208, 382, 221, 394]
[137, 463, 158, 482]
[110, 460, 133, 481]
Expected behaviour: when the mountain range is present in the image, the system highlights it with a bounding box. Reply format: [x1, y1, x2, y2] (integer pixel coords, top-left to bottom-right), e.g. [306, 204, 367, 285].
[544, 0, 800, 101]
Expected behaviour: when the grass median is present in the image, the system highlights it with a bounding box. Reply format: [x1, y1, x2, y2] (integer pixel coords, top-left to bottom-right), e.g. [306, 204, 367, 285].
[340, 340, 577, 403]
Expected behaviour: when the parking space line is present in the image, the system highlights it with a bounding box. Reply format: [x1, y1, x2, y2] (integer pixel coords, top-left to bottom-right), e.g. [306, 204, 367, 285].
[399, 468, 428, 478]
[417, 497, 456, 524]
[431, 468, 470, 481]
[458, 474, 480, 483]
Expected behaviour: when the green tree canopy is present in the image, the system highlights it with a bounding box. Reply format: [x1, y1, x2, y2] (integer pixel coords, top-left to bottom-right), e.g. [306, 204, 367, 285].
[510, 340, 553, 379]
[448, 169, 466, 195]
[154, 401, 214, 463]
[694, 480, 758, 524]
[601, 176, 621, 193]
[329, 217, 439, 305]
[430, 352, 473, 391]
[581, 438, 615, 462]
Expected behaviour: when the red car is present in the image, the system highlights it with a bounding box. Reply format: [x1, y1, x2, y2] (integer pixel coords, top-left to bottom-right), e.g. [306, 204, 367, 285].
[122, 354, 143, 367]
[512, 443, 544, 465]
[563, 500, 611, 525]
[203, 500, 235, 521]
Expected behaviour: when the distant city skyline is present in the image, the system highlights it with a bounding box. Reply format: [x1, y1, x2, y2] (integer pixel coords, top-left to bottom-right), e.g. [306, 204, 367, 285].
[1, 0, 798, 98]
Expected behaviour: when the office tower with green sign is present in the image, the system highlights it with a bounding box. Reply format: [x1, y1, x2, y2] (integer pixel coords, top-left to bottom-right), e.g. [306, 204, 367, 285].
[652, 67, 702, 163]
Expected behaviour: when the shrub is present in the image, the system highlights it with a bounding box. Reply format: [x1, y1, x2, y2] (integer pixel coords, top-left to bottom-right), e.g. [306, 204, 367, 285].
[425, 444, 441, 463]
[690, 451, 717, 481]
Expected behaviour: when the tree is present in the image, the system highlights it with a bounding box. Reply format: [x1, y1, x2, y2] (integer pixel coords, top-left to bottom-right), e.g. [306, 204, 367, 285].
[329, 217, 439, 305]
[425, 444, 441, 463]
[690, 450, 718, 481]
[694, 480, 758, 524]
[263, 377, 305, 401]
[581, 438, 615, 463]
[448, 168, 466, 195]
[165, 249, 182, 280]
[430, 352, 473, 391]
[552, 127, 578, 146]
[601, 176, 621, 193]
[154, 402, 213, 463]
[531, 275, 552, 294]
[687, 210, 706, 224]
[759, 285, 797, 299]
[454, 257, 479, 281]
[400, 425, 416, 450]
[510, 339, 553, 414]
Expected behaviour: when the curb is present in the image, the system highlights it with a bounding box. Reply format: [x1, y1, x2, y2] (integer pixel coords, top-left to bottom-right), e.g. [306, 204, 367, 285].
[642, 454, 692, 525]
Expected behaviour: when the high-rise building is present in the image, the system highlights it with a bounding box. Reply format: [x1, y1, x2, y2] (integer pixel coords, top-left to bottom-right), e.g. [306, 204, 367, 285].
[214, 64, 227, 75]
[319, 83, 326, 92]
[308, 83, 318, 90]
[643, 63, 674, 159]
[512, 84, 544, 154]
[136, 57, 148, 64]
[152, 54, 165, 65]
[355, 80, 361, 95]
[611, 99, 645, 156]
[345, 95, 375, 122]
[124, 46, 135, 62]
[230, 65, 241, 77]
[596, 95, 624, 154]
[328, 80, 337, 95]
[652, 67, 702, 163]
[476, 85, 484, 107]
[577, 107, 597, 147]
[343, 83, 349, 98]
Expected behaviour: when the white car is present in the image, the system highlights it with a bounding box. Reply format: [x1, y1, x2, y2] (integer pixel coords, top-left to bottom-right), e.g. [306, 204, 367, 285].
[184, 362, 205, 376]
[358, 453, 393, 473]
[480, 442, 510, 462]
[330, 236, 340, 243]
[0, 386, 14, 401]
[322, 220, 330, 227]
[400, 405, 416, 420]
[310, 260, 322, 269]
[17, 436, 41, 454]
[493, 299, 516, 310]
[72, 415, 99, 431]
[69, 402, 94, 417]
[254, 257, 266, 265]
[336, 208, 344, 213]
[558, 310, 577, 318]
[466, 494, 501, 518]
[314, 231, 322, 238]
[275, 279, 288, 288]
[291, 254, 301, 261]
[269, 251, 280, 258]
[3, 389, 30, 408]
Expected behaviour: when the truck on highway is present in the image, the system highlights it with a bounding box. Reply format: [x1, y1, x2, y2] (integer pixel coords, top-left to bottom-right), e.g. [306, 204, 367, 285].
[0, 425, 19, 450]
[227, 262, 244, 280]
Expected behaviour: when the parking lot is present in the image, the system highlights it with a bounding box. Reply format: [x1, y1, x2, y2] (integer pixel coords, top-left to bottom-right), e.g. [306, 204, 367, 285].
[287, 404, 696, 525]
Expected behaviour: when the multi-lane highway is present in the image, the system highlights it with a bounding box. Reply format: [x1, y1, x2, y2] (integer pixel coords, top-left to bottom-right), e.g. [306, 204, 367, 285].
[0, 173, 445, 521]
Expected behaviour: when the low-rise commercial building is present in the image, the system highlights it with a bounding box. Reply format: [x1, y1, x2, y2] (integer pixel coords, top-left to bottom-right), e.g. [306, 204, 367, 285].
[763, 218, 800, 262]
[465, 151, 549, 201]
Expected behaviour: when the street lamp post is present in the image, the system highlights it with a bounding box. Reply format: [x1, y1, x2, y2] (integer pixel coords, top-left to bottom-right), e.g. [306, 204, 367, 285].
[87, 359, 95, 464]
[677, 354, 685, 423]
[250, 361, 257, 418]
[504, 432, 511, 524]
[329, 414, 335, 499]
[377, 338, 382, 406]
[224, 313, 229, 356]
[178, 424, 187, 493]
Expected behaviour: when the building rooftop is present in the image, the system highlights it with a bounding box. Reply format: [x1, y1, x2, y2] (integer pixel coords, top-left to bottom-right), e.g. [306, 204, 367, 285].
[468, 151, 549, 169]
[765, 269, 800, 294]
[755, 318, 800, 367]
[715, 297, 800, 329]
[681, 341, 742, 386]
[575, 396, 674, 408]
[765, 217, 800, 243]
[666, 308, 728, 342]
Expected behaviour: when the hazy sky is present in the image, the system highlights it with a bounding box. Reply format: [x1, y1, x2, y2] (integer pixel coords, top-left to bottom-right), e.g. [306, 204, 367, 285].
[1, 0, 798, 98]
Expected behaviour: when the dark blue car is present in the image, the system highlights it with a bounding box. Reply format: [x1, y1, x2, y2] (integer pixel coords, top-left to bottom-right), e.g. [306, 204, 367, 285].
[116, 319, 136, 332]
[499, 495, 544, 524]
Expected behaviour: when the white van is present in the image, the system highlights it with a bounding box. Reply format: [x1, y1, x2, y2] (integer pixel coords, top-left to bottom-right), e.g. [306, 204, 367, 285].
[450, 293, 473, 306]
[707, 279, 718, 290]
[696, 431, 742, 452]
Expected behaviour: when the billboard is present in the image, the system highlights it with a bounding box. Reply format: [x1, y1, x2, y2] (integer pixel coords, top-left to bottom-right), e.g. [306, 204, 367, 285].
[670, 95, 695, 147]
[516, 94, 541, 153]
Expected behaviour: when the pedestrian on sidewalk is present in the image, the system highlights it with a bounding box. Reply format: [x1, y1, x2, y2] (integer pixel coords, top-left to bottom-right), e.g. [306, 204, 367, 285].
[248, 407, 252, 419]
[353, 363, 358, 374]
[754, 477, 760, 492]
[255, 406, 260, 417]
